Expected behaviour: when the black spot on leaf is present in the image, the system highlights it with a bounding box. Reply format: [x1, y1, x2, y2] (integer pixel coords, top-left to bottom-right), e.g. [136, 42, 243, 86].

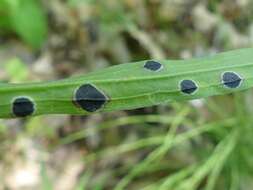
[144, 61, 163, 71]
[222, 71, 242, 88]
[74, 84, 107, 112]
[12, 97, 35, 117]
[180, 80, 198, 94]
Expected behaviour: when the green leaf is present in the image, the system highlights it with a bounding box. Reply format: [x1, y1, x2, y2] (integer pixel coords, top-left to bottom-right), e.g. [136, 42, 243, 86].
[0, 0, 11, 32]
[8, 0, 48, 48]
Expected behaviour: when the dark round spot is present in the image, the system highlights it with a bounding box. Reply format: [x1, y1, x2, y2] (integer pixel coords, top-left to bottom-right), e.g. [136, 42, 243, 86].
[74, 84, 107, 112]
[222, 71, 242, 88]
[144, 61, 163, 71]
[180, 80, 198, 94]
[12, 97, 35, 117]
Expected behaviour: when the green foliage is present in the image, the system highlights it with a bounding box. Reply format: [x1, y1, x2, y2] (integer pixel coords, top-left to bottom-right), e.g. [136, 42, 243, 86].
[40, 161, 53, 190]
[72, 92, 253, 190]
[4, 58, 29, 82]
[68, 0, 96, 6]
[0, 0, 48, 48]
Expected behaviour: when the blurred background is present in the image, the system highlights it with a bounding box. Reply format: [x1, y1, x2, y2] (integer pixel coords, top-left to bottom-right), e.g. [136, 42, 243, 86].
[1, 0, 253, 189]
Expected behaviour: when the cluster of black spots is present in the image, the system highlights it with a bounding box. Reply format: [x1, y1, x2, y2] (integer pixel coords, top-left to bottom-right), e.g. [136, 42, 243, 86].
[74, 84, 108, 112]
[12, 97, 35, 117]
[180, 80, 198, 95]
[144, 61, 163, 71]
[222, 71, 242, 88]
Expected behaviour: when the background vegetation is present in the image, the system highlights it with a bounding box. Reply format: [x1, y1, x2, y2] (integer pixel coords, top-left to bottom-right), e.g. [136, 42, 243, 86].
[0, 0, 253, 189]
